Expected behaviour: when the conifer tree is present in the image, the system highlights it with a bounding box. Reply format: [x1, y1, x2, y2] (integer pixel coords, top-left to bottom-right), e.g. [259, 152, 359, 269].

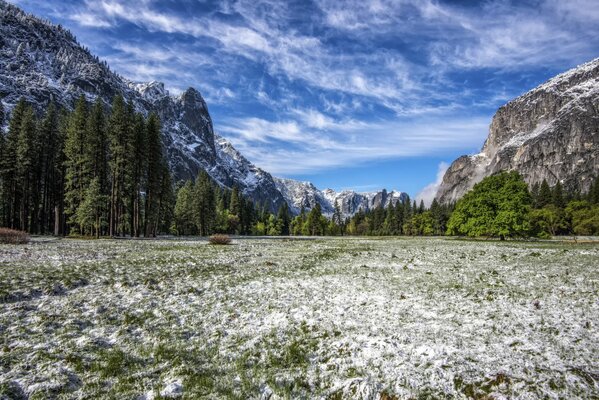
[538, 179, 552, 208]
[144, 113, 163, 237]
[37, 103, 62, 233]
[107, 95, 129, 236]
[194, 170, 215, 236]
[174, 180, 195, 235]
[277, 202, 291, 235]
[77, 177, 106, 237]
[0, 98, 27, 228]
[15, 106, 37, 231]
[306, 203, 324, 235]
[158, 160, 174, 234]
[552, 181, 565, 208]
[64, 95, 89, 233]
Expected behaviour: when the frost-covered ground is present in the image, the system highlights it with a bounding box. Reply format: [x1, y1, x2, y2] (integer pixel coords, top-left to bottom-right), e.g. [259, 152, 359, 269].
[0, 237, 598, 399]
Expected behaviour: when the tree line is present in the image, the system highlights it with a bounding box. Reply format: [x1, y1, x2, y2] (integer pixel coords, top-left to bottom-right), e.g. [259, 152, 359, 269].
[0, 96, 173, 237]
[2, 98, 597, 239]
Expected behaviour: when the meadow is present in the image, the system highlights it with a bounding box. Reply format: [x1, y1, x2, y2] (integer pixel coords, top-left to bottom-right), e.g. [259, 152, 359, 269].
[0, 237, 597, 399]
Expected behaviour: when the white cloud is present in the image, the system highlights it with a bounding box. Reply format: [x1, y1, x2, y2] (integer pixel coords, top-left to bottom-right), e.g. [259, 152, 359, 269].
[416, 162, 449, 207]
[218, 114, 488, 175]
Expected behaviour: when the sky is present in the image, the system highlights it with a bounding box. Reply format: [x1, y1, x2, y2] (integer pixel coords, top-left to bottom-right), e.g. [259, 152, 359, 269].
[8, 0, 599, 202]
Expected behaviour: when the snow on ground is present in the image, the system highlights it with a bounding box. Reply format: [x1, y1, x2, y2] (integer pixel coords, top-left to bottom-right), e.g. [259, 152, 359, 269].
[0, 237, 597, 399]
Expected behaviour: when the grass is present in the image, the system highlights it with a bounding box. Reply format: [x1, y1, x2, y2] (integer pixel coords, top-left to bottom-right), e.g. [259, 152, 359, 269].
[0, 236, 597, 399]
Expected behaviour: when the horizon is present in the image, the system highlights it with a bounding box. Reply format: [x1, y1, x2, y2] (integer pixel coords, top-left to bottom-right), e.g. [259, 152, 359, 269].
[7, 0, 599, 201]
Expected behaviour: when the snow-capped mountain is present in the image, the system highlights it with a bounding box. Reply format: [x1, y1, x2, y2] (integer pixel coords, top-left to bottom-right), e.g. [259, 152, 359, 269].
[436, 58, 599, 203]
[0, 0, 286, 211]
[274, 177, 408, 218]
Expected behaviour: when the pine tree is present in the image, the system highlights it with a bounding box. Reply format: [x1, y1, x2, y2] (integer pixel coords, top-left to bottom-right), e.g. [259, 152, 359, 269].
[229, 185, 241, 217]
[15, 106, 38, 231]
[530, 182, 540, 208]
[277, 202, 291, 235]
[0, 98, 27, 228]
[158, 160, 174, 234]
[76, 177, 106, 237]
[37, 103, 62, 234]
[64, 95, 90, 233]
[306, 203, 324, 235]
[194, 170, 215, 236]
[538, 179, 552, 208]
[551, 181, 565, 208]
[174, 180, 195, 235]
[107, 95, 130, 236]
[144, 113, 162, 237]
[124, 113, 144, 236]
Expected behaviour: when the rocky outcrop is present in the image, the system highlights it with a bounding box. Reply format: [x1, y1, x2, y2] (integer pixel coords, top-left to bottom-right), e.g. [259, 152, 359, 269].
[0, 1, 286, 211]
[436, 58, 599, 203]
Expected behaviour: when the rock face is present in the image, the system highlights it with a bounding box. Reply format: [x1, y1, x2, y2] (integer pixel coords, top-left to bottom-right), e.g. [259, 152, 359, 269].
[274, 178, 408, 218]
[0, 1, 286, 211]
[436, 58, 599, 203]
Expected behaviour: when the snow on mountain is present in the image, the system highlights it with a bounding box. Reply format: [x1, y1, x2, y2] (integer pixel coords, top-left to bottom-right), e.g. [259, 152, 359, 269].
[274, 177, 408, 218]
[0, 0, 286, 211]
[436, 57, 599, 203]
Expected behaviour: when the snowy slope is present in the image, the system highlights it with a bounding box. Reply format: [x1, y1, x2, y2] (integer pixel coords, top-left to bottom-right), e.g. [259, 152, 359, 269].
[274, 177, 408, 218]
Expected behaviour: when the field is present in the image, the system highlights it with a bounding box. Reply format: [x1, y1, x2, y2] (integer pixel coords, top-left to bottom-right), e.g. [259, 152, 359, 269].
[0, 237, 598, 399]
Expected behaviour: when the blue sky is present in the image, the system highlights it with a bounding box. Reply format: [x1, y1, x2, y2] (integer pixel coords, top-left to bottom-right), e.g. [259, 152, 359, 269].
[9, 0, 599, 201]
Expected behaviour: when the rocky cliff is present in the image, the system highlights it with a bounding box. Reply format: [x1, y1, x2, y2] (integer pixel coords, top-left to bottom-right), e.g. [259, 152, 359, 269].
[436, 58, 599, 203]
[0, 1, 286, 211]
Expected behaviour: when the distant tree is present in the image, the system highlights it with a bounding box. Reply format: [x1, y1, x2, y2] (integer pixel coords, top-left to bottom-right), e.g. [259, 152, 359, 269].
[530, 182, 540, 208]
[174, 181, 195, 235]
[306, 203, 325, 235]
[277, 202, 291, 235]
[194, 170, 215, 236]
[447, 171, 531, 239]
[537, 179, 552, 208]
[552, 181, 565, 208]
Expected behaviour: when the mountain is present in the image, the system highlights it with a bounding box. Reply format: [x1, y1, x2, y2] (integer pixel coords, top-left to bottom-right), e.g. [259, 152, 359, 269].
[436, 58, 599, 203]
[0, 1, 286, 211]
[274, 177, 408, 218]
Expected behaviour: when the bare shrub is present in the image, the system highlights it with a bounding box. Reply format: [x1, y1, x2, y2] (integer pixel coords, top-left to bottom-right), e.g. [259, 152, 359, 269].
[0, 228, 30, 244]
[208, 234, 231, 245]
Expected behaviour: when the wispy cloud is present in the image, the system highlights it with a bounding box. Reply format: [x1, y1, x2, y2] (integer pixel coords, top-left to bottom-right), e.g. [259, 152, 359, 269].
[416, 162, 449, 207]
[219, 114, 488, 175]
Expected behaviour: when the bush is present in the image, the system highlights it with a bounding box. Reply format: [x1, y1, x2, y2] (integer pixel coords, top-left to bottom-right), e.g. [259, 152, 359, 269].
[0, 228, 30, 244]
[208, 234, 231, 245]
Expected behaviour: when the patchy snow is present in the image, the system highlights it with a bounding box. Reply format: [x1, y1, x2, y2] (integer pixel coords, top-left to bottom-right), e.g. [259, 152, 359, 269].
[503, 121, 552, 149]
[274, 178, 408, 217]
[1, 237, 597, 398]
